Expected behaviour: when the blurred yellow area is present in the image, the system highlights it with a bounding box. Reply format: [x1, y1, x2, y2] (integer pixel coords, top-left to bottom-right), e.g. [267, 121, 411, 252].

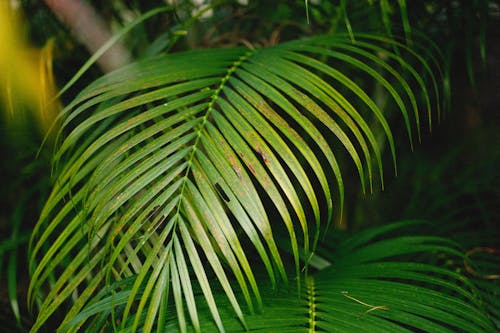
[0, 2, 60, 136]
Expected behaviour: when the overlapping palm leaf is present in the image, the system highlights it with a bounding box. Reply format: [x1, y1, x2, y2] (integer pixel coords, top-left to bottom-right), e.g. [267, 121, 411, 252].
[28, 33, 446, 332]
[155, 221, 497, 332]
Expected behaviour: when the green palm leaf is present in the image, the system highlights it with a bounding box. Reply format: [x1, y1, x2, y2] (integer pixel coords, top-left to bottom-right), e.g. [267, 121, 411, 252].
[29, 33, 445, 332]
[155, 221, 496, 332]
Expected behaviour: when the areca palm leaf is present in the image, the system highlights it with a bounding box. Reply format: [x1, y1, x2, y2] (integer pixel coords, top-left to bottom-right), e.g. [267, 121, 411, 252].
[150, 221, 495, 332]
[29, 33, 445, 332]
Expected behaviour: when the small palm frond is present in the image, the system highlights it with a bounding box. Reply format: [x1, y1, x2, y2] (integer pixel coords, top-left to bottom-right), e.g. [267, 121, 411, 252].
[29, 33, 446, 332]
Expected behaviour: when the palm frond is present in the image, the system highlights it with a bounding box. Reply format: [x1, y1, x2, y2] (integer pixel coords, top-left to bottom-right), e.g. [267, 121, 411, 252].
[29, 33, 446, 332]
[115, 221, 497, 332]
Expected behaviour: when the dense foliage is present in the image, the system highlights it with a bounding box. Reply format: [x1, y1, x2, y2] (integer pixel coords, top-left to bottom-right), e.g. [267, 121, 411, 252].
[0, 1, 498, 332]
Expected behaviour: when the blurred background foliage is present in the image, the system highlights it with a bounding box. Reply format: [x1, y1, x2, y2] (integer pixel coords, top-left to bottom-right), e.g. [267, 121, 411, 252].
[0, 0, 498, 331]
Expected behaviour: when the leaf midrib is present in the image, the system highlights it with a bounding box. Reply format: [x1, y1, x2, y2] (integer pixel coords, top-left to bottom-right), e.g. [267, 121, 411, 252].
[172, 50, 255, 223]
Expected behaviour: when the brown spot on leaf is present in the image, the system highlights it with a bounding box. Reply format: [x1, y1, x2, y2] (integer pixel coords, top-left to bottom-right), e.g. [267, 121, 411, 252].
[256, 146, 270, 166]
[232, 165, 243, 179]
[247, 162, 256, 175]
